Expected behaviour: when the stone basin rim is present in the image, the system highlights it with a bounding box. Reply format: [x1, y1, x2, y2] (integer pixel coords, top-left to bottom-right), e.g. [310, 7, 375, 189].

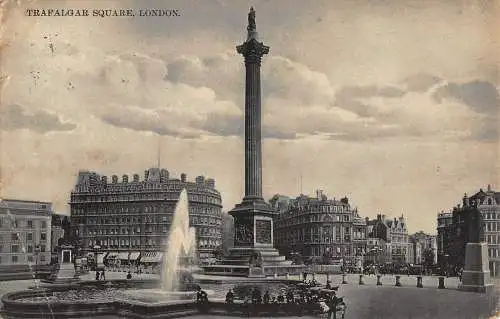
[1, 289, 314, 319]
[3, 277, 302, 305]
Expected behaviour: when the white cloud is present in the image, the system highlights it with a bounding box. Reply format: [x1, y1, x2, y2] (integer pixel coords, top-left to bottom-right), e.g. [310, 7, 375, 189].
[0, 0, 498, 234]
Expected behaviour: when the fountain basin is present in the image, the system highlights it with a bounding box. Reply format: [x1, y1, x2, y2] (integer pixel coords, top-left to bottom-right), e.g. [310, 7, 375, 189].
[1, 278, 305, 318]
[118, 288, 215, 303]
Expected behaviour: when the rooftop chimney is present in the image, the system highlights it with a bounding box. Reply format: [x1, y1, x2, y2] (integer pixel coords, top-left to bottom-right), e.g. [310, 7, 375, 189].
[316, 190, 323, 200]
[206, 178, 215, 188]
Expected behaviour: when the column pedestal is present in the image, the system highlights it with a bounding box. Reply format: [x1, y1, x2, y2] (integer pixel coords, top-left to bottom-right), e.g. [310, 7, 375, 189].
[54, 246, 79, 283]
[459, 242, 493, 293]
[203, 200, 305, 277]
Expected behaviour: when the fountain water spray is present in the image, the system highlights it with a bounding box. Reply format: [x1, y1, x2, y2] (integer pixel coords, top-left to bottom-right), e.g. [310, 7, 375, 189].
[161, 189, 197, 292]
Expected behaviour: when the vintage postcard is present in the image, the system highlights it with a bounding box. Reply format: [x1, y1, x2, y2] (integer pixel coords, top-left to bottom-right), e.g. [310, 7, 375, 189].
[0, 0, 498, 318]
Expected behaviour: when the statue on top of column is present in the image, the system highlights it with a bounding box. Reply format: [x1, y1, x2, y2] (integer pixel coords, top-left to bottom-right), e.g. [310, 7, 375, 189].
[247, 7, 256, 32]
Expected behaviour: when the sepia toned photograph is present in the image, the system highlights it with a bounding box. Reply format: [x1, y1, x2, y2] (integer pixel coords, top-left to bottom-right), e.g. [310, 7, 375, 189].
[0, 0, 499, 318]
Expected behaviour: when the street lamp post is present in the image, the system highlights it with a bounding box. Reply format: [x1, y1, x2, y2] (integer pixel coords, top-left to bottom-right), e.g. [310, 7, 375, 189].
[444, 254, 449, 277]
[34, 244, 41, 278]
[94, 244, 101, 271]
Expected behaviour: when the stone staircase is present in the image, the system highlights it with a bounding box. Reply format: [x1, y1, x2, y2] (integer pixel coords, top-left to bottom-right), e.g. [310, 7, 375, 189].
[202, 247, 303, 277]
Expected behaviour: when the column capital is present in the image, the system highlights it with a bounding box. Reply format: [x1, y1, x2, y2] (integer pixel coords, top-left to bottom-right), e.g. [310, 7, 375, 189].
[236, 38, 270, 64]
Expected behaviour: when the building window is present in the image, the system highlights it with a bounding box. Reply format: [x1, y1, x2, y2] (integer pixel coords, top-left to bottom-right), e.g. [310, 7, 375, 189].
[11, 255, 18, 263]
[11, 233, 19, 241]
[41, 221, 47, 229]
[27, 233, 33, 241]
[40, 255, 46, 263]
[27, 245, 33, 253]
[27, 220, 33, 228]
[41, 233, 47, 241]
[27, 256, 34, 263]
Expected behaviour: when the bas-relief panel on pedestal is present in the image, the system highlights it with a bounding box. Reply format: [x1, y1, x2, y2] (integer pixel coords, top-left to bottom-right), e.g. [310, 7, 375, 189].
[235, 217, 254, 246]
[255, 219, 272, 244]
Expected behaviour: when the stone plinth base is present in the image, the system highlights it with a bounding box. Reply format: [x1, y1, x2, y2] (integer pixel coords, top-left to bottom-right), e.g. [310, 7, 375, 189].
[53, 262, 78, 283]
[459, 242, 494, 293]
[202, 247, 306, 278]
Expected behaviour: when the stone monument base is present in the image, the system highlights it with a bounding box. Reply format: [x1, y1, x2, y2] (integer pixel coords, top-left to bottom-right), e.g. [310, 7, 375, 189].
[202, 247, 306, 278]
[459, 242, 494, 293]
[53, 262, 79, 283]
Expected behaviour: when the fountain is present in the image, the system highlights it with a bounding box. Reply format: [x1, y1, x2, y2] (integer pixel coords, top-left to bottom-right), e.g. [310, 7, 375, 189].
[116, 189, 203, 303]
[161, 188, 198, 292]
[1, 9, 305, 317]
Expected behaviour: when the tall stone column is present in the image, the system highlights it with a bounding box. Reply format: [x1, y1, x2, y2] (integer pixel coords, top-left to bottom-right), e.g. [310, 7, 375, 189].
[202, 8, 308, 277]
[230, 7, 274, 251]
[236, 7, 269, 202]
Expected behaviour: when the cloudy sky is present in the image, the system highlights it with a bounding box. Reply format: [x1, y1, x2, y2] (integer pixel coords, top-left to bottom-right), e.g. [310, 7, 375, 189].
[1, 0, 498, 233]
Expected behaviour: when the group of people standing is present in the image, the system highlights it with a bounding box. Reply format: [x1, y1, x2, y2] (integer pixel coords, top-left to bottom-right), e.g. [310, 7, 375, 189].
[226, 288, 297, 305]
[95, 270, 106, 280]
[225, 285, 344, 314]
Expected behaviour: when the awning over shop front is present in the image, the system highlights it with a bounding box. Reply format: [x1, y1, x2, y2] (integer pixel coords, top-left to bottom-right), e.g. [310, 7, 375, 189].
[129, 252, 140, 261]
[140, 252, 163, 263]
[106, 252, 119, 259]
[117, 252, 129, 260]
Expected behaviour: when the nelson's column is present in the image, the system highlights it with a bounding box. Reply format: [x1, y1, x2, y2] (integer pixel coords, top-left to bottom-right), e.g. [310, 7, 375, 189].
[204, 7, 303, 277]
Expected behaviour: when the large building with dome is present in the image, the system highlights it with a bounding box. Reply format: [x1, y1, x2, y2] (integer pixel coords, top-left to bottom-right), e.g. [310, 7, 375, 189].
[69, 167, 223, 264]
[271, 190, 368, 267]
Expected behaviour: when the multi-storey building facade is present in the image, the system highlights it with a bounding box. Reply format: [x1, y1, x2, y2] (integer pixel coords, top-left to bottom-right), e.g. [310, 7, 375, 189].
[365, 237, 388, 265]
[409, 231, 437, 265]
[367, 214, 409, 264]
[69, 168, 223, 263]
[463, 186, 500, 276]
[271, 190, 367, 267]
[437, 211, 453, 266]
[0, 199, 52, 266]
[477, 186, 500, 276]
[408, 240, 417, 265]
[438, 185, 500, 276]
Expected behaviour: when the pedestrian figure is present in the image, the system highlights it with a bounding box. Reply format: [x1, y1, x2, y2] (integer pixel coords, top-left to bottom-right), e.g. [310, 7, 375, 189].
[251, 288, 262, 304]
[196, 286, 209, 313]
[326, 281, 332, 290]
[196, 286, 208, 302]
[95, 271, 100, 281]
[277, 292, 285, 303]
[225, 289, 234, 304]
[263, 290, 270, 304]
[101, 270, 106, 281]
